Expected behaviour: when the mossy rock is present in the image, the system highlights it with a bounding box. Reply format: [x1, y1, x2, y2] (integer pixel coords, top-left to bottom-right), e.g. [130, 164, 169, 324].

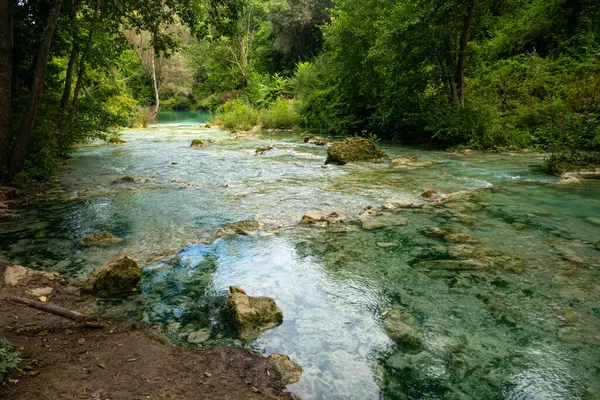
[112, 176, 134, 184]
[255, 144, 274, 154]
[82, 256, 141, 296]
[325, 137, 388, 165]
[190, 139, 204, 147]
[82, 231, 120, 246]
[227, 286, 283, 340]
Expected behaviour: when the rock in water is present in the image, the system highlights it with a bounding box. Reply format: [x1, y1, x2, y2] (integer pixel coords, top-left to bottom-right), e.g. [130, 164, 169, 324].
[215, 219, 260, 238]
[420, 188, 438, 199]
[82, 231, 120, 246]
[266, 354, 303, 386]
[421, 227, 450, 237]
[300, 213, 323, 225]
[112, 176, 134, 184]
[383, 309, 421, 348]
[82, 256, 141, 296]
[190, 139, 204, 147]
[227, 286, 283, 340]
[325, 137, 388, 165]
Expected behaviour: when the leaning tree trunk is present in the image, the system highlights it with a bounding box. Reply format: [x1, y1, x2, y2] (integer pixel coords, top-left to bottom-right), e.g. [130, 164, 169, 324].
[455, 0, 475, 106]
[59, 0, 82, 112]
[149, 53, 160, 120]
[58, 0, 101, 144]
[0, 0, 13, 177]
[8, 0, 63, 179]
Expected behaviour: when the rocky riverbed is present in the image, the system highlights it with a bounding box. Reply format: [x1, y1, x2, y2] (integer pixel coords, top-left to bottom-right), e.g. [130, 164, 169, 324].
[1, 121, 599, 399]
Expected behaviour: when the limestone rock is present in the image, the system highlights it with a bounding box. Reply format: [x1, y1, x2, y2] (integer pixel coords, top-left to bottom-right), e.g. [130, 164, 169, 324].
[382, 309, 421, 348]
[420, 188, 438, 199]
[82, 256, 141, 296]
[557, 176, 581, 184]
[421, 227, 450, 237]
[361, 220, 388, 230]
[190, 139, 204, 147]
[300, 213, 323, 225]
[227, 286, 283, 340]
[443, 233, 478, 244]
[391, 156, 418, 164]
[82, 231, 120, 246]
[586, 217, 600, 226]
[112, 176, 134, 184]
[325, 137, 388, 165]
[255, 144, 274, 155]
[413, 259, 492, 271]
[216, 219, 260, 237]
[266, 354, 303, 386]
[26, 287, 54, 297]
[4, 265, 60, 286]
[302, 135, 330, 146]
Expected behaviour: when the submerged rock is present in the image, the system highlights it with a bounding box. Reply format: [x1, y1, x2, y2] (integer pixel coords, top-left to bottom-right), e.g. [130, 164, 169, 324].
[443, 233, 478, 244]
[4, 265, 60, 286]
[421, 227, 450, 237]
[112, 176, 134, 184]
[586, 217, 600, 226]
[190, 139, 204, 147]
[361, 220, 388, 230]
[227, 286, 283, 340]
[382, 309, 421, 348]
[413, 259, 491, 271]
[82, 231, 120, 246]
[82, 256, 141, 296]
[325, 137, 388, 165]
[391, 156, 419, 164]
[216, 219, 260, 238]
[187, 329, 211, 344]
[266, 354, 303, 385]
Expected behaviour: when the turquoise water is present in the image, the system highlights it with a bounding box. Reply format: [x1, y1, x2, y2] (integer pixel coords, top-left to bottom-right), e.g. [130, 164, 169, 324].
[1, 122, 599, 399]
[154, 110, 213, 125]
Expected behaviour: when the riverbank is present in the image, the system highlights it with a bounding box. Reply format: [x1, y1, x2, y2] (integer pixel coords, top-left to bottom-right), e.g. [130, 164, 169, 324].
[0, 264, 295, 400]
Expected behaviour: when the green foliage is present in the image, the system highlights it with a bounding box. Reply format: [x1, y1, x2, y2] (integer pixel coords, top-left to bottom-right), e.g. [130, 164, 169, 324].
[129, 106, 152, 128]
[214, 98, 260, 131]
[259, 98, 299, 129]
[0, 339, 21, 382]
[214, 97, 299, 130]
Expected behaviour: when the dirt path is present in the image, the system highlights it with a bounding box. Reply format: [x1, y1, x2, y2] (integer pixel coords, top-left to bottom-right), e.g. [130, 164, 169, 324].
[0, 266, 295, 400]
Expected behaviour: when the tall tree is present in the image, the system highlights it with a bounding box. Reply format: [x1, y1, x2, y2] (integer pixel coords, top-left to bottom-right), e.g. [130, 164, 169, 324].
[0, 0, 12, 176]
[8, 0, 64, 179]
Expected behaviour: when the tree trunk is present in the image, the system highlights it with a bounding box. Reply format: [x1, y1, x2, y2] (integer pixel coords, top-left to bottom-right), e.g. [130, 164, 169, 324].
[150, 53, 160, 119]
[455, 0, 475, 106]
[442, 34, 457, 103]
[58, 0, 100, 144]
[0, 0, 13, 177]
[59, 0, 82, 112]
[8, 0, 63, 179]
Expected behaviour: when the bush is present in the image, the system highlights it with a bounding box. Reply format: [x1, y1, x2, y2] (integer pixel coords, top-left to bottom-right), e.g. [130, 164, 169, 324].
[259, 98, 299, 129]
[0, 339, 20, 382]
[162, 95, 195, 111]
[214, 98, 260, 131]
[129, 106, 152, 128]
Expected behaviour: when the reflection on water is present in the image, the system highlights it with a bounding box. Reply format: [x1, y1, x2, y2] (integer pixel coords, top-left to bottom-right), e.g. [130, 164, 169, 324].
[1, 120, 599, 399]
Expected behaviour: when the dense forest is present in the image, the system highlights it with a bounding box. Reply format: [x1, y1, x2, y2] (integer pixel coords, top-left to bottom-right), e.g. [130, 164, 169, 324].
[0, 0, 599, 184]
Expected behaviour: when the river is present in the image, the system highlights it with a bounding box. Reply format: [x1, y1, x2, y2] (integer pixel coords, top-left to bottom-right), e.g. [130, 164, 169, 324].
[1, 116, 599, 399]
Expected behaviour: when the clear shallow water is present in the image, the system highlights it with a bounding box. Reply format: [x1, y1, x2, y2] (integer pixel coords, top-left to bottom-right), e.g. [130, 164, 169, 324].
[1, 122, 599, 399]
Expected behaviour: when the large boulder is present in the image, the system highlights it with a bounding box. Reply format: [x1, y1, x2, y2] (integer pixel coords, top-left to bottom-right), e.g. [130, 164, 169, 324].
[227, 286, 283, 340]
[325, 137, 388, 165]
[266, 354, 303, 386]
[82, 256, 141, 296]
[216, 219, 260, 238]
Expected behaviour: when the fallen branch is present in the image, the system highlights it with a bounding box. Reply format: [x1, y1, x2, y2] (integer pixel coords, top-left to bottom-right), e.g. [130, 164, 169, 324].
[6, 296, 105, 328]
